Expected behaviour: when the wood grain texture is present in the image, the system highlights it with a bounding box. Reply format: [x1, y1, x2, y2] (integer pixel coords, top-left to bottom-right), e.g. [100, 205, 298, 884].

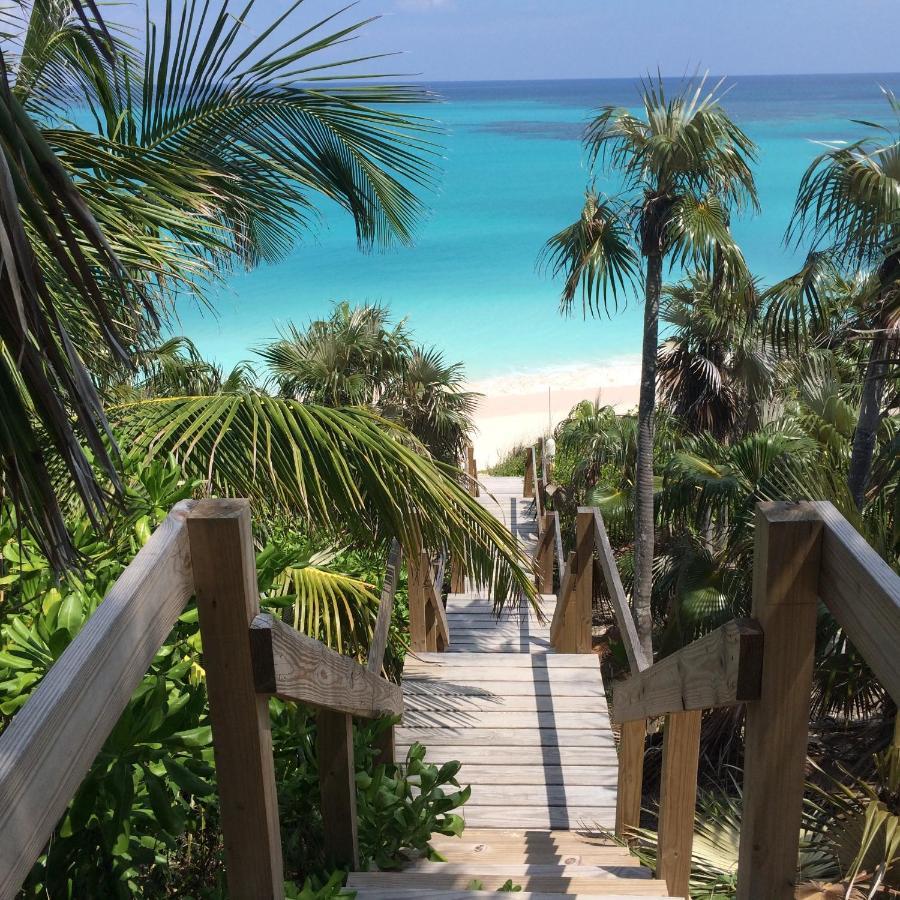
[523, 447, 535, 498]
[610, 619, 763, 723]
[615, 719, 645, 842]
[317, 709, 359, 869]
[408, 551, 428, 652]
[549, 552, 577, 650]
[188, 499, 284, 900]
[657, 710, 702, 899]
[572, 509, 594, 654]
[250, 614, 403, 718]
[812, 500, 900, 704]
[0, 501, 196, 900]
[367, 539, 401, 674]
[736, 503, 822, 900]
[587, 507, 649, 674]
[424, 550, 450, 649]
[347, 872, 669, 893]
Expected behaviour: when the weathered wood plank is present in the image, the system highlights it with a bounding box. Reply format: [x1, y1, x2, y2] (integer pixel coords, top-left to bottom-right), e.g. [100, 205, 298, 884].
[188, 500, 284, 900]
[399, 693, 601, 712]
[395, 727, 615, 747]
[457, 784, 619, 806]
[611, 619, 764, 723]
[350, 891, 662, 900]
[812, 500, 900, 705]
[737, 503, 822, 900]
[424, 550, 450, 649]
[404, 862, 651, 878]
[251, 614, 403, 718]
[367, 539, 401, 674]
[572, 509, 594, 653]
[404, 652, 602, 667]
[394, 746, 617, 766]
[436, 764, 618, 785]
[347, 872, 663, 893]
[402, 710, 612, 729]
[408, 551, 428, 652]
[615, 719, 645, 842]
[657, 710, 702, 898]
[0, 501, 196, 900]
[401, 678, 606, 696]
[549, 551, 577, 650]
[587, 507, 649, 674]
[317, 709, 358, 869]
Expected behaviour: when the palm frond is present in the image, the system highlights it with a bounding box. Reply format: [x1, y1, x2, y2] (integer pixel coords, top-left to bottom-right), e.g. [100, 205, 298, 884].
[538, 191, 640, 318]
[110, 395, 535, 606]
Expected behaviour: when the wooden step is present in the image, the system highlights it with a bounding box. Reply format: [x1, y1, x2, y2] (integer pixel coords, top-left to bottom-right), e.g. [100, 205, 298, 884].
[346, 871, 673, 894]
[404, 862, 651, 878]
[352, 893, 682, 900]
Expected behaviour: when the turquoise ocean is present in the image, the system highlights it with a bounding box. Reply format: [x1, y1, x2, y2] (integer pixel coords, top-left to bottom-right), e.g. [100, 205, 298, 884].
[177, 74, 900, 380]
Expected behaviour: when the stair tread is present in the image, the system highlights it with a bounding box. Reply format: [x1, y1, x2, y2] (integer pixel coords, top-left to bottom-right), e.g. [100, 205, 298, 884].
[347, 871, 672, 894]
[352, 892, 683, 899]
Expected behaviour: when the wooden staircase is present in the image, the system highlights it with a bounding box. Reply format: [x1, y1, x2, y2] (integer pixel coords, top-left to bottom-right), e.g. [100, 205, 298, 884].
[349, 475, 681, 899]
[3, 444, 898, 900]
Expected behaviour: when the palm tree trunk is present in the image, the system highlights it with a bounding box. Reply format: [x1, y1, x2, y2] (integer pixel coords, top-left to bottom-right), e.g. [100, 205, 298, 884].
[848, 331, 889, 509]
[633, 250, 662, 663]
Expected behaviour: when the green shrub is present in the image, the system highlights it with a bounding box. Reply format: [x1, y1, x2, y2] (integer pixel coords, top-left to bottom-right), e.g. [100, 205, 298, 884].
[485, 441, 533, 477]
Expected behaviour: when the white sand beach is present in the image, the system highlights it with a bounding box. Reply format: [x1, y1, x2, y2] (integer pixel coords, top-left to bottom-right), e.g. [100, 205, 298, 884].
[467, 359, 641, 467]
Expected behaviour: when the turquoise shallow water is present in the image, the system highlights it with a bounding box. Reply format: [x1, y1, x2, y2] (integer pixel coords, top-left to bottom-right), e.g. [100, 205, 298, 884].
[177, 74, 900, 378]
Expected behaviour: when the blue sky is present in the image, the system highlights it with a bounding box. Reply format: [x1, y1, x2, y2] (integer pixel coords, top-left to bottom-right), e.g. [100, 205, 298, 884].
[128, 0, 900, 82]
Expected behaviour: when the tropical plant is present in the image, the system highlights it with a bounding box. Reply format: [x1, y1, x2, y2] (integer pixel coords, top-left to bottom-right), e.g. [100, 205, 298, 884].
[785, 90, 900, 508]
[658, 270, 774, 439]
[261, 303, 478, 462]
[541, 75, 759, 660]
[0, 0, 440, 565]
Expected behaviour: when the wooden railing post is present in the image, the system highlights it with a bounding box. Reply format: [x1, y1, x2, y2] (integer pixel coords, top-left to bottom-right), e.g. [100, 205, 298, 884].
[657, 709, 702, 898]
[465, 445, 479, 497]
[537, 513, 554, 593]
[736, 504, 823, 899]
[450, 552, 466, 593]
[187, 500, 284, 900]
[317, 709, 359, 869]
[523, 448, 534, 498]
[615, 719, 645, 842]
[572, 509, 594, 653]
[408, 552, 428, 652]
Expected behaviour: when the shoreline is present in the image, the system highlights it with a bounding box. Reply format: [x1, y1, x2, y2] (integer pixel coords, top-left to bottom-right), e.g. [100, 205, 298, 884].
[466, 359, 641, 467]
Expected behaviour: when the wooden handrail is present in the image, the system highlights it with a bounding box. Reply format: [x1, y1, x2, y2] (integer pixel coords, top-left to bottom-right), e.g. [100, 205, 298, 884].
[587, 508, 649, 675]
[811, 500, 900, 704]
[609, 500, 900, 899]
[424, 550, 450, 650]
[0, 498, 424, 897]
[610, 619, 763, 723]
[367, 539, 402, 675]
[0, 501, 196, 900]
[549, 551, 576, 646]
[251, 614, 404, 717]
[523, 446, 535, 498]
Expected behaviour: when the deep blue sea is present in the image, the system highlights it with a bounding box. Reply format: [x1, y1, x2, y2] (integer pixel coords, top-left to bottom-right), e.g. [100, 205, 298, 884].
[177, 74, 900, 379]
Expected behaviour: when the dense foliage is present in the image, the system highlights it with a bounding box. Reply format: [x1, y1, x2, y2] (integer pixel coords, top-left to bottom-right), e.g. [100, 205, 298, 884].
[539, 96, 900, 896]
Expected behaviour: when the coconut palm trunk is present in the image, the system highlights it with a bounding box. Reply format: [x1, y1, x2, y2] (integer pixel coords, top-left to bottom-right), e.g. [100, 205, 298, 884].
[848, 331, 890, 509]
[633, 249, 663, 661]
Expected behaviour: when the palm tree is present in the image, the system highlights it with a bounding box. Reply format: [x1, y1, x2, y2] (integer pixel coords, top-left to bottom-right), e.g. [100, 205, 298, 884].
[541, 76, 758, 659]
[785, 91, 900, 508]
[0, 0, 440, 566]
[658, 270, 774, 439]
[261, 303, 478, 462]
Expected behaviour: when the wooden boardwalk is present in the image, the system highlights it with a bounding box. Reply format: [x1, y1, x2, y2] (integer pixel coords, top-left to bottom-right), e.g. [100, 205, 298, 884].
[349, 476, 678, 897]
[398, 476, 619, 830]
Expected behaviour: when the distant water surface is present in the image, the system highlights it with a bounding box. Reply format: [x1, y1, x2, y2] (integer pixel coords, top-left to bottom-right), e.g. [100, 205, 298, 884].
[177, 74, 900, 378]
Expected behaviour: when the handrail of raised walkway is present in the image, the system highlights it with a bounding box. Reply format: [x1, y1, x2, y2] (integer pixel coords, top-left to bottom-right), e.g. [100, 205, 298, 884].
[0, 499, 428, 899]
[610, 500, 900, 900]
